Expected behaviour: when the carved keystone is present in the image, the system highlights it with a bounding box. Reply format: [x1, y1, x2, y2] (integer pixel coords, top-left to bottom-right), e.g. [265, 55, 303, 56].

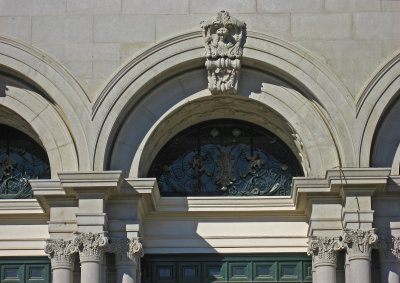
[201, 11, 246, 95]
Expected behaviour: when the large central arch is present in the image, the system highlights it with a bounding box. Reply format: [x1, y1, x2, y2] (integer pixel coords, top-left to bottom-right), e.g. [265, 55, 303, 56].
[93, 30, 356, 176]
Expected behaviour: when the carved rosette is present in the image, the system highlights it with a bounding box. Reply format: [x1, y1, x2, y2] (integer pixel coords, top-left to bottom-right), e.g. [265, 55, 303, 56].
[307, 237, 343, 267]
[44, 239, 76, 269]
[73, 232, 109, 263]
[392, 236, 400, 260]
[201, 11, 246, 95]
[343, 229, 378, 260]
[109, 238, 144, 264]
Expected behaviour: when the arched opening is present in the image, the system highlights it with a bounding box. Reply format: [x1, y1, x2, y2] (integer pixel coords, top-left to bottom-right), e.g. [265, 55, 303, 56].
[147, 119, 303, 197]
[0, 124, 50, 199]
[370, 92, 400, 170]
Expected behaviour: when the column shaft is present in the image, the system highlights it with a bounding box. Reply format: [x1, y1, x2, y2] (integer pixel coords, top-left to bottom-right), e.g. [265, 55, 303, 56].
[81, 261, 102, 283]
[315, 265, 336, 283]
[52, 268, 73, 283]
[349, 258, 371, 283]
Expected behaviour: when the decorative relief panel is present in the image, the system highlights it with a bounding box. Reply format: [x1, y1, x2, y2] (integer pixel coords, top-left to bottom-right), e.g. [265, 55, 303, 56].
[201, 11, 246, 95]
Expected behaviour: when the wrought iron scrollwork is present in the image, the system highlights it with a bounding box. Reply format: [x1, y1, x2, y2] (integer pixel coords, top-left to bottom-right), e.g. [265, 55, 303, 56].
[148, 120, 302, 196]
[0, 125, 50, 199]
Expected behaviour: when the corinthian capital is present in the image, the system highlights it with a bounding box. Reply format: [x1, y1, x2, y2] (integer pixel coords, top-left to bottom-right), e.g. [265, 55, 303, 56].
[343, 229, 377, 260]
[392, 236, 400, 260]
[109, 238, 144, 263]
[73, 232, 109, 263]
[307, 236, 343, 266]
[44, 239, 76, 269]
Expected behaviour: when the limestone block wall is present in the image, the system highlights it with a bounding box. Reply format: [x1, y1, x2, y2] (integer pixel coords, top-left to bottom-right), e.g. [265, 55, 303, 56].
[0, 0, 399, 100]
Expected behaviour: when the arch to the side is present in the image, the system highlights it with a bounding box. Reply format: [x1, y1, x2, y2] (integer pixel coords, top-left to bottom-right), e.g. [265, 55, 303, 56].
[0, 36, 91, 171]
[357, 52, 400, 173]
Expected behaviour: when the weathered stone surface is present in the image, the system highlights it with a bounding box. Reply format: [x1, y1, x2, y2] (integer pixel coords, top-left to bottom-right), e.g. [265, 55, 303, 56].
[0, 17, 31, 42]
[291, 13, 351, 40]
[258, 0, 323, 12]
[190, 0, 256, 13]
[67, 0, 121, 15]
[123, 0, 188, 15]
[325, 0, 380, 11]
[354, 13, 400, 39]
[94, 15, 155, 43]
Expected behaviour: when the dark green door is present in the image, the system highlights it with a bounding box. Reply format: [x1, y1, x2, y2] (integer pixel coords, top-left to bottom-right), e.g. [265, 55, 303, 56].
[142, 254, 312, 283]
[0, 258, 50, 283]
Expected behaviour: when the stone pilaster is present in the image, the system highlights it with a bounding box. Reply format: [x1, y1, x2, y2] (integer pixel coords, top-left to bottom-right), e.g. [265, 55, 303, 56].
[307, 236, 342, 283]
[45, 239, 76, 283]
[110, 238, 144, 283]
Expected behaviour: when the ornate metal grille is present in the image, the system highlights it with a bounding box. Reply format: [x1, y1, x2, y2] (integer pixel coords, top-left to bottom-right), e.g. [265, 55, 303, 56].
[147, 120, 303, 196]
[0, 125, 50, 199]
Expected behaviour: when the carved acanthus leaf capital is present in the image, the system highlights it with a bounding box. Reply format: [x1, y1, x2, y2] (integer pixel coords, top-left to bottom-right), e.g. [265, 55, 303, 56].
[109, 238, 144, 263]
[44, 239, 76, 269]
[73, 232, 109, 263]
[201, 11, 246, 95]
[343, 229, 377, 259]
[392, 236, 400, 259]
[307, 237, 343, 266]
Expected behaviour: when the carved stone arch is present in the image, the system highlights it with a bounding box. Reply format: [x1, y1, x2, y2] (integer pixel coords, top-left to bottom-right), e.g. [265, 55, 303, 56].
[106, 67, 339, 178]
[357, 52, 400, 171]
[0, 73, 78, 176]
[0, 36, 91, 170]
[94, 30, 355, 173]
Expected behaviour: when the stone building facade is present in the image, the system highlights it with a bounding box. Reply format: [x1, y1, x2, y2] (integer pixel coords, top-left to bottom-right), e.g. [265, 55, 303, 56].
[0, 1, 400, 283]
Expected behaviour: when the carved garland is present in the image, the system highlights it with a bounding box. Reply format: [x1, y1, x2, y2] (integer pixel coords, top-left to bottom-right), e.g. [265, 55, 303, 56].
[201, 11, 246, 95]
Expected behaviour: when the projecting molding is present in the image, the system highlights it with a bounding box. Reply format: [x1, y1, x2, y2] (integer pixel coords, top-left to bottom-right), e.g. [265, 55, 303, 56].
[201, 11, 246, 95]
